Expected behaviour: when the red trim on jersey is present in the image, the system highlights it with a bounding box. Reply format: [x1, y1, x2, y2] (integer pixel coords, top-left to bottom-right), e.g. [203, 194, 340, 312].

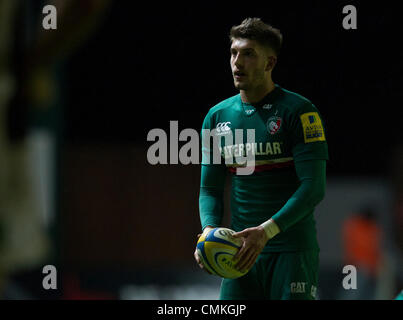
[228, 160, 294, 174]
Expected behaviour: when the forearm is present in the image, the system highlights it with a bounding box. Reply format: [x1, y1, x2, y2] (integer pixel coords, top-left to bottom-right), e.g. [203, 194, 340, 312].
[199, 187, 223, 230]
[199, 164, 226, 230]
[265, 159, 326, 235]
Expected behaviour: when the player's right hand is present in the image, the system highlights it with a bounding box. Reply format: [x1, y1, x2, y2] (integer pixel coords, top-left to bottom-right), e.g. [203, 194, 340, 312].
[194, 226, 214, 274]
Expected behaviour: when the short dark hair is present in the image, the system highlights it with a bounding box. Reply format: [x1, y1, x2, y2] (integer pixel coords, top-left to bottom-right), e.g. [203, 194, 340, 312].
[229, 18, 283, 56]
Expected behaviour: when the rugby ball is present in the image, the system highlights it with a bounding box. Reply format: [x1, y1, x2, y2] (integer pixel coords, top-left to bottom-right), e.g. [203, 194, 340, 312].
[196, 227, 249, 279]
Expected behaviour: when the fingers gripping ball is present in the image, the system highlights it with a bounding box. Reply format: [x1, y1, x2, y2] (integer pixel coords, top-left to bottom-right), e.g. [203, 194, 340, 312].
[196, 227, 249, 279]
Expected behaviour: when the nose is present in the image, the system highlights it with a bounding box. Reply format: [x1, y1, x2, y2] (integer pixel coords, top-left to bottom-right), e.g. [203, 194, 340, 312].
[232, 53, 243, 69]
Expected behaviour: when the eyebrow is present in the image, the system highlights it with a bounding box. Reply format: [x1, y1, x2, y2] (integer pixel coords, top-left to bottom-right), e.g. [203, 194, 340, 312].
[230, 47, 256, 53]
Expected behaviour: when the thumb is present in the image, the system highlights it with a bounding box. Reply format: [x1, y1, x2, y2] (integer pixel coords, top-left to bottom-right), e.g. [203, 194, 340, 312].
[232, 229, 249, 238]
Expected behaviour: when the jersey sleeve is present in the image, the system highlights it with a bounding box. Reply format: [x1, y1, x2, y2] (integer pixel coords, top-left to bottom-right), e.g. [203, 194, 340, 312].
[199, 164, 226, 229]
[199, 109, 227, 230]
[287, 102, 329, 162]
[271, 159, 327, 232]
[201, 110, 219, 165]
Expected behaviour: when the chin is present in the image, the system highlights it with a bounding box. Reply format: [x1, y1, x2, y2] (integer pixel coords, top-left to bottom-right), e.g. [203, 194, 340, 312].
[234, 81, 247, 90]
[234, 82, 248, 90]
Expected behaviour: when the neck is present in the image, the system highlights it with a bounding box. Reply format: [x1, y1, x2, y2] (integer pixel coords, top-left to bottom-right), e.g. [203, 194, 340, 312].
[240, 79, 275, 104]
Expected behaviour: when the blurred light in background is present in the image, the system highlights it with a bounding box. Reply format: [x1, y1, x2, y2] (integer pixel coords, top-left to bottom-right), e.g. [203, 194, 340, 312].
[0, 1, 402, 300]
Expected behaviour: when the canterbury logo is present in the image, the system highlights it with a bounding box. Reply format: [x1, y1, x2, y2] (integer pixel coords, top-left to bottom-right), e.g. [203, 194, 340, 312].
[216, 122, 231, 134]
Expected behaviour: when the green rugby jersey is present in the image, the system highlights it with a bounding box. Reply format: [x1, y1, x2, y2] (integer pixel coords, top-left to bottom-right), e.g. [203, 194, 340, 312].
[200, 84, 329, 252]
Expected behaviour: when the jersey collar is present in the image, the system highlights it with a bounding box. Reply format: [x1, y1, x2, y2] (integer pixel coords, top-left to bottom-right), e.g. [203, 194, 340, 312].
[240, 84, 281, 116]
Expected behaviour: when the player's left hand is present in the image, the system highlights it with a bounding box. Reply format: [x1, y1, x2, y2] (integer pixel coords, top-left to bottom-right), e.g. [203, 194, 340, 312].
[232, 226, 269, 273]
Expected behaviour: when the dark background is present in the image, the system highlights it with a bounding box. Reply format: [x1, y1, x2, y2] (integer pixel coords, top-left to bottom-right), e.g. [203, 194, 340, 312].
[64, 1, 402, 176]
[2, 0, 402, 300]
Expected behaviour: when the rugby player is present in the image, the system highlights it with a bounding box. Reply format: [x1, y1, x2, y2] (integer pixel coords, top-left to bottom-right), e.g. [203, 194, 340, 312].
[194, 17, 329, 300]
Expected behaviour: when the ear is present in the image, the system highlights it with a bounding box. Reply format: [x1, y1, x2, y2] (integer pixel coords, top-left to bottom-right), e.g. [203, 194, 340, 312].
[265, 55, 277, 72]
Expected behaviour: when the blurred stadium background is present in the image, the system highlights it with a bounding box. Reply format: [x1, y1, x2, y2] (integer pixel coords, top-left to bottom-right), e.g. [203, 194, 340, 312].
[0, 1, 402, 300]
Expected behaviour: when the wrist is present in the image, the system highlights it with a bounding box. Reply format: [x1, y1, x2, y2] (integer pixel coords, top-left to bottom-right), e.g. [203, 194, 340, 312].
[202, 226, 214, 234]
[260, 219, 280, 240]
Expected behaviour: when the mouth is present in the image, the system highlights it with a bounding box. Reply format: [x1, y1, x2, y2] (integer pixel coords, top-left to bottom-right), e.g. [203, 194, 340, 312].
[233, 71, 246, 80]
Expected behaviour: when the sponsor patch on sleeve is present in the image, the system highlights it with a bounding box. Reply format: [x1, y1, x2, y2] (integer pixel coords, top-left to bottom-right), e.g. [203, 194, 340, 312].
[300, 112, 326, 143]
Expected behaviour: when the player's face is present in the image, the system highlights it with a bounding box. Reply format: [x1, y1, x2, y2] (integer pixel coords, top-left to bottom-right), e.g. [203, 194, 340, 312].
[230, 38, 273, 91]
